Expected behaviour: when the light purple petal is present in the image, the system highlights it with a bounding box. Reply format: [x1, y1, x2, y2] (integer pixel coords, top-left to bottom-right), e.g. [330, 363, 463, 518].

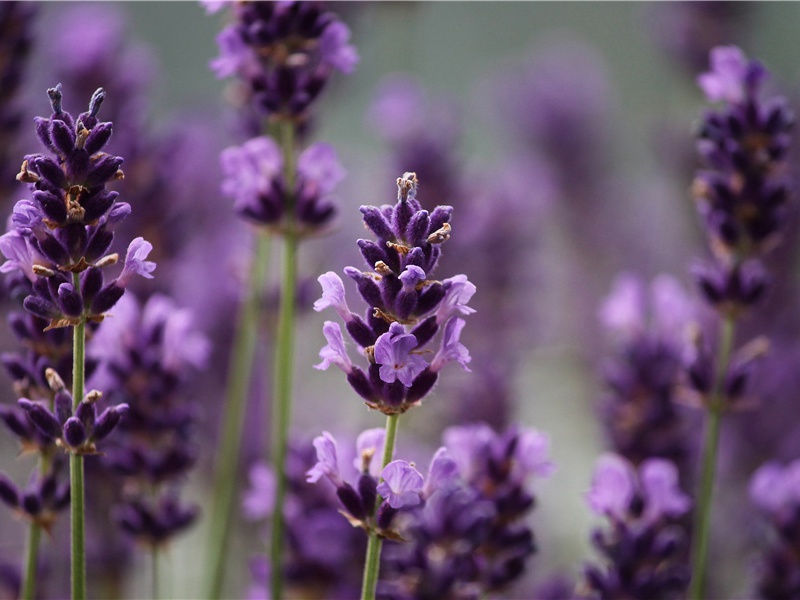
[431, 317, 471, 373]
[354, 428, 386, 476]
[442, 423, 494, 482]
[697, 45, 748, 103]
[313, 271, 351, 322]
[315, 321, 352, 373]
[377, 460, 423, 509]
[598, 273, 645, 338]
[298, 143, 346, 196]
[399, 265, 426, 289]
[423, 447, 459, 498]
[640, 459, 691, 522]
[117, 237, 156, 287]
[373, 323, 427, 387]
[319, 21, 359, 74]
[306, 431, 342, 487]
[435, 275, 476, 324]
[586, 454, 636, 520]
[514, 428, 555, 479]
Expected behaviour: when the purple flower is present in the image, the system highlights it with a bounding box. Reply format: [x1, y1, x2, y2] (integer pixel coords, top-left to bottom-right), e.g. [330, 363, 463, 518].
[297, 143, 346, 195]
[377, 460, 423, 509]
[314, 321, 353, 374]
[306, 431, 342, 487]
[422, 447, 459, 499]
[318, 21, 359, 74]
[314, 272, 352, 322]
[373, 322, 427, 387]
[598, 273, 645, 338]
[117, 237, 156, 287]
[220, 136, 283, 215]
[0, 231, 41, 281]
[514, 428, 556, 479]
[697, 45, 765, 104]
[586, 453, 636, 521]
[430, 317, 471, 373]
[639, 459, 691, 522]
[242, 462, 276, 521]
[435, 275, 477, 324]
[210, 27, 255, 79]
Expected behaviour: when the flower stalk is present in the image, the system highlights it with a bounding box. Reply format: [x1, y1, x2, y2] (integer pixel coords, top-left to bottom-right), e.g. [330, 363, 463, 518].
[360, 413, 400, 600]
[70, 290, 87, 600]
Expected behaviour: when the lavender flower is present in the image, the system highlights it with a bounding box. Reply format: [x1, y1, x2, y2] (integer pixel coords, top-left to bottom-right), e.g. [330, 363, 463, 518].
[583, 454, 692, 600]
[220, 136, 344, 234]
[209, 0, 357, 127]
[750, 459, 800, 599]
[597, 274, 697, 478]
[314, 172, 475, 415]
[379, 423, 554, 599]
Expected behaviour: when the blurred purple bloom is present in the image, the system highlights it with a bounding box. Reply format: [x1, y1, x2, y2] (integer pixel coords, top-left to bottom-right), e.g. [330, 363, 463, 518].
[220, 136, 283, 214]
[319, 21, 359, 74]
[422, 447, 459, 499]
[640, 459, 691, 522]
[354, 428, 386, 476]
[306, 431, 342, 487]
[586, 453, 636, 521]
[242, 462, 276, 521]
[297, 143, 346, 196]
[314, 321, 352, 374]
[314, 271, 352, 322]
[377, 460, 423, 509]
[697, 45, 765, 104]
[373, 322, 427, 386]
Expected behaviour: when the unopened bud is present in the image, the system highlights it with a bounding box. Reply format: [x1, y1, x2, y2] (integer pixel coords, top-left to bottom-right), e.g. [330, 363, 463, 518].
[45, 368, 65, 392]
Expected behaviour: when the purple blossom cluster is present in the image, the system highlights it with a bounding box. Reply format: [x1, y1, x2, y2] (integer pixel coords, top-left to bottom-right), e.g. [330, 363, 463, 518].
[208, 0, 357, 128]
[314, 172, 474, 414]
[583, 454, 692, 599]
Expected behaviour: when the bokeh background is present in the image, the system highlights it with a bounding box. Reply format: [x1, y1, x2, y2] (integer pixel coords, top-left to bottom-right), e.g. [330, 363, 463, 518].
[2, 2, 800, 598]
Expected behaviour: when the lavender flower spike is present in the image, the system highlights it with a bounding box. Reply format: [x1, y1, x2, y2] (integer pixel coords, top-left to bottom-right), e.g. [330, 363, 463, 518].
[376, 460, 423, 509]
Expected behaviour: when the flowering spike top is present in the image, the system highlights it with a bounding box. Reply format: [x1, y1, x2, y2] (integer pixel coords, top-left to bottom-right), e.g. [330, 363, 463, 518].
[692, 45, 793, 304]
[208, 0, 357, 124]
[0, 86, 155, 330]
[314, 173, 473, 414]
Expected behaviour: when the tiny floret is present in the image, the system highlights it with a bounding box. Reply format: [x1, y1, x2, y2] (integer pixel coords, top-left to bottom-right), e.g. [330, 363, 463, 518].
[377, 460, 423, 509]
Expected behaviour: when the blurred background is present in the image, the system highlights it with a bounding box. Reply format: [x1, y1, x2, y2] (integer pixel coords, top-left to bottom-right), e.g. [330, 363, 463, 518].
[2, 2, 800, 598]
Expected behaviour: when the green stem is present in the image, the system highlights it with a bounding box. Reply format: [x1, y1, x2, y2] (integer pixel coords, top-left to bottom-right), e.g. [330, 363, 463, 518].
[360, 413, 400, 600]
[22, 519, 42, 600]
[688, 315, 736, 600]
[205, 232, 271, 599]
[70, 270, 86, 600]
[269, 120, 298, 600]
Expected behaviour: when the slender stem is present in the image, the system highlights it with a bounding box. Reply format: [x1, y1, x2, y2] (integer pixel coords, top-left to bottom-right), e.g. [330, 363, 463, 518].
[22, 520, 42, 600]
[205, 232, 271, 599]
[360, 413, 400, 600]
[269, 120, 298, 600]
[688, 315, 736, 600]
[70, 270, 87, 600]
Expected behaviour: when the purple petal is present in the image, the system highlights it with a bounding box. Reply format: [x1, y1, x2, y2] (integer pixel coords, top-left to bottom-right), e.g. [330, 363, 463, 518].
[315, 321, 352, 373]
[306, 431, 342, 487]
[377, 460, 423, 509]
[640, 459, 691, 522]
[586, 454, 636, 520]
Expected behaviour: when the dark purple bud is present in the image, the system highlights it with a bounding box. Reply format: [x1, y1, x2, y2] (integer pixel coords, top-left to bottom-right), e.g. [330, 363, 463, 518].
[60, 223, 87, 261]
[405, 210, 430, 247]
[37, 234, 70, 266]
[54, 481, 70, 510]
[346, 367, 374, 402]
[35, 117, 55, 153]
[80, 267, 103, 306]
[74, 400, 95, 432]
[18, 399, 62, 439]
[336, 482, 366, 521]
[0, 473, 20, 509]
[56, 283, 83, 317]
[384, 380, 405, 407]
[392, 199, 414, 239]
[39, 474, 57, 505]
[416, 282, 446, 315]
[346, 316, 376, 348]
[357, 239, 387, 271]
[357, 473, 378, 515]
[22, 491, 41, 516]
[92, 404, 128, 441]
[49, 118, 75, 156]
[0, 406, 33, 439]
[344, 268, 383, 311]
[395, 290, 417, 321]
[90, 283, 124, 314]
[376, 502, 398, 530]
[34, 190, 67, 224]
[84, 227, 114, 263]
[410, 316, 438, 348]
[1, 354, 28, 381]
[428, 205, 452, 234]
[54, 390, 73, 425]
[84, 121, 112, 155]
[84, 156, 123, 189]
[7, 313, 30, 340]
[31, 156, 67, 189]
[63, 417, 87, 448]
[406, 368, 438, 404]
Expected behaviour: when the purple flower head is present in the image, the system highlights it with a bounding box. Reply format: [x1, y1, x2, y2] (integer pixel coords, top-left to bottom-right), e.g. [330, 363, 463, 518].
[242, 462, 276, 521]
[514, 428, 556, 480]
[315, 321, 353, 374]
[314, 271, 352, 322]
[354, 428, 386, 477]
[373, 322, 427, 387]
[598, 273, 645, 339]
[306, 431, 343, 487]
[586, 453, 636, 521]
[116, 237, 156, 288]
[210, 27, 257, 79]
[399, 265, 426, 290]
[0, 230, 42, 282]
[220, 136, 283, 221]
[298, 143, 346, 196]
[697, 45, 767, 104]
[442, 422, 495, 482]
[430, 317, 471, 373]
[750, 460, 800, 524]
[377, 460, 423, 509]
